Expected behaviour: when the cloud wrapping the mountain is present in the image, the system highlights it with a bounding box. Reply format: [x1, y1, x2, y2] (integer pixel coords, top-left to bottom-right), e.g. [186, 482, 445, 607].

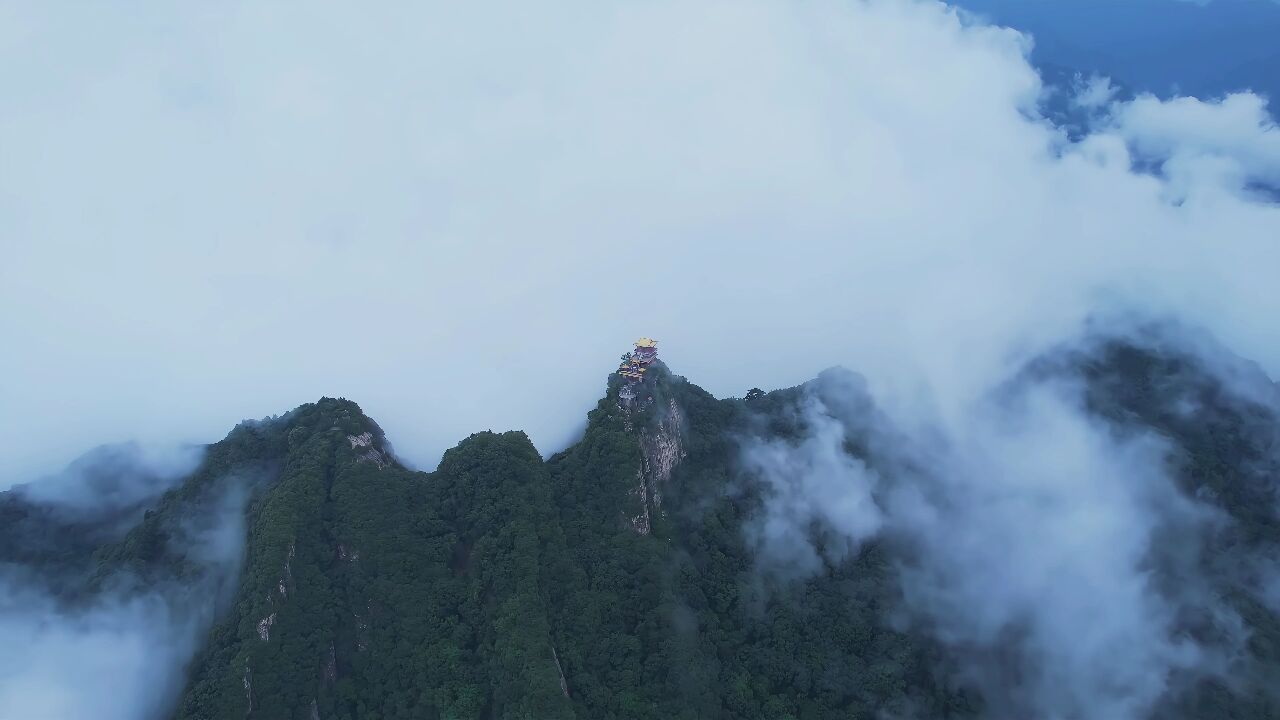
[883, 382, 1232, 718]
[14, 442, 204, 513]
[1, 2, 1278, 716]
[740, 393, 883, 577]
[1, 0, 1277, 481]
[741, 349, 1257, 718]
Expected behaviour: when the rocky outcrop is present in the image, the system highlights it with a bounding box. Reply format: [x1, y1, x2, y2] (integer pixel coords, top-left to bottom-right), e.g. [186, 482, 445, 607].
[323, 641, 337, 683]
[347, 432, 391, 469]
[243, 661, 253, 714]
[552, 646, 570, 698]
[354, 602, 371, 652]
[256, 541, 292, 642]
[257, 612, 276, 641]
[276, 541, 294, 600]
[628, 470, 651, 535]
[629, 398, 687, 534]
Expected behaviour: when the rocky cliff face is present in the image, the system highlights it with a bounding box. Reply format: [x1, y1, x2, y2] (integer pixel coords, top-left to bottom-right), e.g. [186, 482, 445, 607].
[630, 398, 686, 534]
[346, 432, 391, 469]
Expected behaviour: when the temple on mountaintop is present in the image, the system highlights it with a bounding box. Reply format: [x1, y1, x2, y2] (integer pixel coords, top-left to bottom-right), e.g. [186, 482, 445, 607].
[618, 337, 658, 405]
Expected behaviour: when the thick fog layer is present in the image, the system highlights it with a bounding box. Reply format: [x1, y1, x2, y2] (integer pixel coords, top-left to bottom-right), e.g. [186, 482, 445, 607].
[3, 0, 1278, 484]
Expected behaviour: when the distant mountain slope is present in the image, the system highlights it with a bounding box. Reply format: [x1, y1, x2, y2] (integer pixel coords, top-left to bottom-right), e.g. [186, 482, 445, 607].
[167, 402, 574, 720]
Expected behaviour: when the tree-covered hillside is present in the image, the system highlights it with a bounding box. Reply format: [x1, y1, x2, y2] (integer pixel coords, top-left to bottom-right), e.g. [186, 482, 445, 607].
[1, 341, 1277, 720]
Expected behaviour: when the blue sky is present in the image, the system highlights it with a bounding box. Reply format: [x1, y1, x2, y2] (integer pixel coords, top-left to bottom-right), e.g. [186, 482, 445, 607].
[958, 0, 1280, 102]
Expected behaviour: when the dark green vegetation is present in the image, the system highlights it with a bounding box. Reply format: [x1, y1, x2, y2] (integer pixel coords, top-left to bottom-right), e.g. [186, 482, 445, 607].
[3, 341, 1278, 719]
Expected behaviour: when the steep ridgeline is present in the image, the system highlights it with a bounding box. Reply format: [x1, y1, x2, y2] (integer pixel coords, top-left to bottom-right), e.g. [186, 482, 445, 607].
[539, 361, 967, 720]
[2, 337, 1277, 720]
[174, 404, 574, 720]
[0, 399, 575, 720]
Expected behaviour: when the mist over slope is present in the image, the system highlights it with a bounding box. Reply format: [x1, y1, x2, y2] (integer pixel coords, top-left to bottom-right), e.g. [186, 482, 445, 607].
[0, 439, 260, 719]
[739, 326, 1280, 719]
[3, 0, 1279, 483]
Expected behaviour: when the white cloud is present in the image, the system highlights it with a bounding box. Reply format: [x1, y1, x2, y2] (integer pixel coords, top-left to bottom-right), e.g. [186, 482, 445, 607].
[1073, 74, 1119, 110]
[1107, 92, 1280, 195]
[741, 392, 883, 577]
[0, 0, 1274, 502]
[738, 348, 1254, 718]
[884, 382, 1229, 718]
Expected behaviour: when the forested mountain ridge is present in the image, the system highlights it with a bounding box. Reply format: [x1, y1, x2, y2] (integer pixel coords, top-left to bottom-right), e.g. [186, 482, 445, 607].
[3, 339, 1278, 720]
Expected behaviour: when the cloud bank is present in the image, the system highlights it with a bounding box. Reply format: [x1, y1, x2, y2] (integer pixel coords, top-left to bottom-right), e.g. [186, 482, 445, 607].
[2, 0, 1278, 484]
